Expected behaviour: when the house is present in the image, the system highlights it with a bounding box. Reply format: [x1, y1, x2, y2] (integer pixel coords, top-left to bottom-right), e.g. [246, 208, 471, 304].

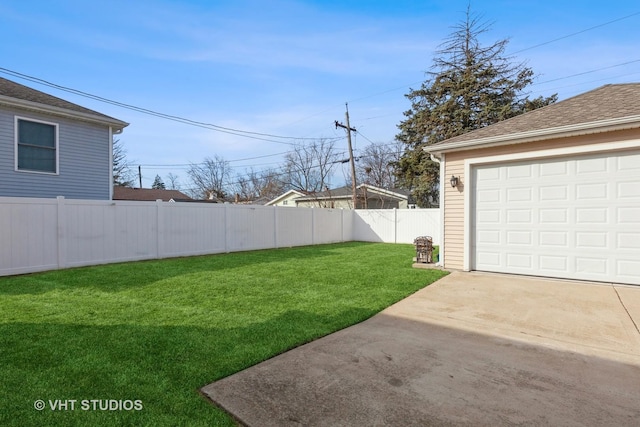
[265, 189, 306, 207]
[112, 186, 193, 202]
[0, 77, 128, 200]
[426, 83, 640, 286]
[267, 184, 411, 209]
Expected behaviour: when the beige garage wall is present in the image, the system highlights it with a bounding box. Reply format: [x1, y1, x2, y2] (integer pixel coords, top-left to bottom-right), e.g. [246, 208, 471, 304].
[441, 128, 640, 270]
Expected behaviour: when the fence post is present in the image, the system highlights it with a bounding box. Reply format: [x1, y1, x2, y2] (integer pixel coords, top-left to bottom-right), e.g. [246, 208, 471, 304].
[56, 196, 66, 270]
[394, 208, 398, 244]
[273, 207, 278, 248]
[311, 207, 315, 245]
[224, 204, 229, 253]
[156, 199, 163, 259]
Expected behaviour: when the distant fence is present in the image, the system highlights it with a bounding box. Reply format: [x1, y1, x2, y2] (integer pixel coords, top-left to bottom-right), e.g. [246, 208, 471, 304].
[0, 196, 440, 277]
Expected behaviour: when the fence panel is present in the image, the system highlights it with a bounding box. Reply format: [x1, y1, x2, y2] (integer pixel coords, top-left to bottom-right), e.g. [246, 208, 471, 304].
[313, 208, 346, 244]
[275, 207, 314, 248]
[63, 200, 158, 267]
[160, 202, 227, 257]
[353, 209, 441, 245]
[0, 197, 58, 275]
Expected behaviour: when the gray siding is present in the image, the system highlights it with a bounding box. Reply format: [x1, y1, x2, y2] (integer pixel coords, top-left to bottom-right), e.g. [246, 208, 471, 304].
[0, 106, 111, 200]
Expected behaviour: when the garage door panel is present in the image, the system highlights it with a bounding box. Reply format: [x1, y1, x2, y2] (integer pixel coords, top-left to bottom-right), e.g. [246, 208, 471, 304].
[618, 233, 640, 249]
[618, 152, 640, 169]
[539, 208, 568, 223]
[576, 183, 608, 200]
[576, 207, 608, 223]
[539, 255, 567, 271]
[576, 157, 608, 173]
[477, 230, 501, 244]
[472, 150, 640, 285]
[507, 187, 532, 202]
[618, 181, 640, 198]
[540, 185, 568, 201]
[575, 232, 608, 249]
[506, 253, 532, 269]
[618, 260, 640, 278]
[476, 209, 500, 223]
[576, 257, 608, 275]
[618, 207, 640, 223]
[506, 231, 532, 245]
[477, 189, 500, 202]
[540, 161, 568, 176]
[506, 209, 531, 223]
[539, 231, 568, 247]
[506, 164, 532, 178]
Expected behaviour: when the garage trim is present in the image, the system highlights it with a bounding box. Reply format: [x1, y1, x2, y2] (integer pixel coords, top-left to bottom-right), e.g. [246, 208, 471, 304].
[462, 138, 640, 271]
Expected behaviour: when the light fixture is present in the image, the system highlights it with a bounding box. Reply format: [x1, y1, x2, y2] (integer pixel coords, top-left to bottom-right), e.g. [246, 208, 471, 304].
[450, 175, 459, 188]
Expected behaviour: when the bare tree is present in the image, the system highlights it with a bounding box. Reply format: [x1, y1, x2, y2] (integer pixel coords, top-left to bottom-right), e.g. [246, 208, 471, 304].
[356, 141, 402, 189]
[234, 168, 285, 202]
[282, 139, 338, 192]
[187, 155, 233, 201]
[165, 173, 180, 190]
[112, 138, 135, 187]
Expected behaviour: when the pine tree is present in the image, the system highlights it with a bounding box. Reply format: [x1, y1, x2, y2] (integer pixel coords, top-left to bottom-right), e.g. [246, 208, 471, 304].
[151, 175, 166, 190]
[395, 8, 557, 207]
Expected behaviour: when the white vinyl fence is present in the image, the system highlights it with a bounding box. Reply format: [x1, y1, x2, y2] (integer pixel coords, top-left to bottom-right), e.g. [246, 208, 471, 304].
[0, 196, 439, 277]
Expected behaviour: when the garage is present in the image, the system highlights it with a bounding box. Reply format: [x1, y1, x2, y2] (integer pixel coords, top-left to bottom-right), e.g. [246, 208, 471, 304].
[472, 150, 640, 285]
[426, 83, 640, 286]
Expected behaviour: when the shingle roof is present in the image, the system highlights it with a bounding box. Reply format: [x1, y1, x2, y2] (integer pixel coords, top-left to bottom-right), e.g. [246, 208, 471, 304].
[112, 187, 193, 202]
[431, 83, 640, 150]
[295, 185, 408, 201]
[0, 77, 127, 129]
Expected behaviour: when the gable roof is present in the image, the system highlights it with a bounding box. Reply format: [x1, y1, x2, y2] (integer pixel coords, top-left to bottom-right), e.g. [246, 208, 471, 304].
[265, 189, 307, 206]
[295, 184, 409, 202]
[0, 77, 128, 131]
[428, 83, 640, 153]
[112, 187, 193, 202]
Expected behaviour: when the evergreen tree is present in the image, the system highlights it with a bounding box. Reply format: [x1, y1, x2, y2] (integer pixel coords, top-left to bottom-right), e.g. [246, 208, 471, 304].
[395, 8, 557, 207]
[151, 175, 166, 190]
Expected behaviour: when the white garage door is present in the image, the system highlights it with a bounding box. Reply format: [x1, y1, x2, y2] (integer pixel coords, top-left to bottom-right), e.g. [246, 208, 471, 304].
[472, 150, 640, 285]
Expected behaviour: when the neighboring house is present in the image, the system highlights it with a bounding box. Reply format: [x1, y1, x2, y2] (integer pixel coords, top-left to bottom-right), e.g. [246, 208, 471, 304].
[0, 77, 128, 200]
[426, 83, 640, 286]
[112, 186, 193, 202]
[266, 189, 306, 207]
[269, 184, 411, 209]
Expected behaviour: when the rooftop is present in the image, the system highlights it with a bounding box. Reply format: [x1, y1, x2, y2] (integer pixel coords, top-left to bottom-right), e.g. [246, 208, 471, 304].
[0, 76, 128, 130]
[430, 83, 640, 152]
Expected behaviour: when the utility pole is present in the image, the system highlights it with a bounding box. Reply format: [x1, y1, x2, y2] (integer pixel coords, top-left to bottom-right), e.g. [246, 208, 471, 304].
[138, 165, 142, 189]
[335, 103, 358, 209]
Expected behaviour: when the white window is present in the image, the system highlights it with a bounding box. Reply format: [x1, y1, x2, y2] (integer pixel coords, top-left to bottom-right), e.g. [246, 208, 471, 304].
[283, 200, 288, 205]
[15, 117, 58, 174]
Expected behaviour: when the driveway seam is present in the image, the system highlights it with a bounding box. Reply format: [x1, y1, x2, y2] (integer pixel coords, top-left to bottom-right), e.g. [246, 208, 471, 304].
[612, 285, 640, 335]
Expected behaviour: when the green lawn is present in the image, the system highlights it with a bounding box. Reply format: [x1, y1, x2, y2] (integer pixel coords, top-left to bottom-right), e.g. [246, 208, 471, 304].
[0, 242, 447, 426]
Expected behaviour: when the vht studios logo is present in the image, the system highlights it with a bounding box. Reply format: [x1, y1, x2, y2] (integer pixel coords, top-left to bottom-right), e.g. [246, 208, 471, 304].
[34, 399, 143, 411]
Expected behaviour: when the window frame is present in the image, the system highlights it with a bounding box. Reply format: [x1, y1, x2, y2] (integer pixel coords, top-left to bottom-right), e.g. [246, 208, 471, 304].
[14, 116, 60, 175]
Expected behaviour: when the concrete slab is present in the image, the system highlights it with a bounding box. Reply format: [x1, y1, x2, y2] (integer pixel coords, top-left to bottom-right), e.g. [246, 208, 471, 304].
[201, 272, 640, 426]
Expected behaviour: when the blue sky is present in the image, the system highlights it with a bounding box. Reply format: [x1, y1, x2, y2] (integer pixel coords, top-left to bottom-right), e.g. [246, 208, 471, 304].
[1, 0, 639, 191]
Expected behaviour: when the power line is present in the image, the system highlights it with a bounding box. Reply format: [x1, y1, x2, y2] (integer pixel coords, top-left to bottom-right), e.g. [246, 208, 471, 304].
[0, 67, 339, 146]
[509, 11, 640, 55]
[532, 58, 640, 86]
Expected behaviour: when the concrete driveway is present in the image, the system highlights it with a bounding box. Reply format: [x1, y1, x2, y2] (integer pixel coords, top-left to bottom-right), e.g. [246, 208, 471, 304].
[201, 272, 640, 426]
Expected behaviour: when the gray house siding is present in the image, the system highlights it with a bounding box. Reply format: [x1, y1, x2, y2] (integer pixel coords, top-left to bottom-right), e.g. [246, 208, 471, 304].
[0, 105, 112, 200]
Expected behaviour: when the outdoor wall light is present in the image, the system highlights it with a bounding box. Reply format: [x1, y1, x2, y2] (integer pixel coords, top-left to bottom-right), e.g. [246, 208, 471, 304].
[450, 175, 459, 188]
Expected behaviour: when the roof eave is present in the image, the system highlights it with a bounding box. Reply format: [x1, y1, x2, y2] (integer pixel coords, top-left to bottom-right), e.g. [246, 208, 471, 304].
[0, 95, 129, 131]
[359, 184, 408, 200]
[425, 115, 640, 155]
[266, 190, 304, 205]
